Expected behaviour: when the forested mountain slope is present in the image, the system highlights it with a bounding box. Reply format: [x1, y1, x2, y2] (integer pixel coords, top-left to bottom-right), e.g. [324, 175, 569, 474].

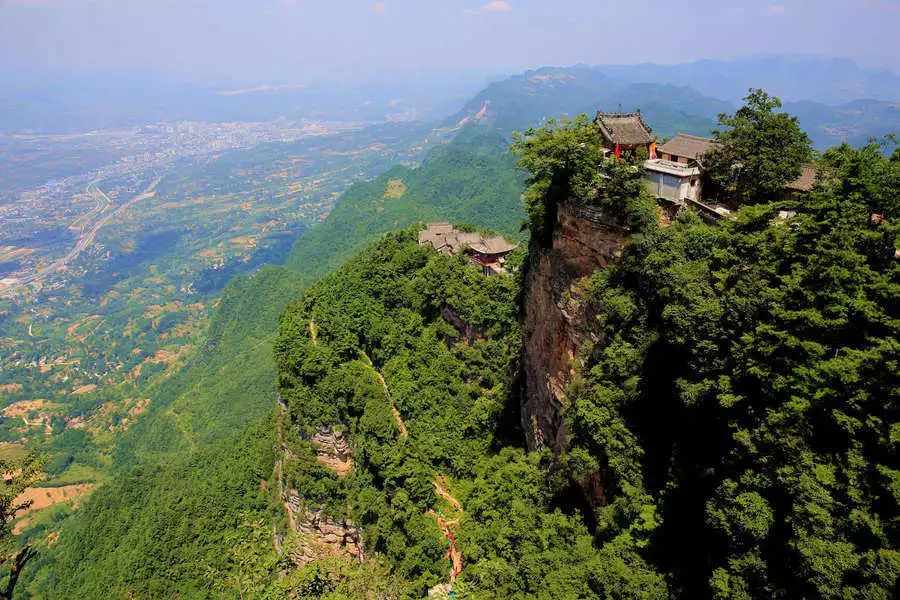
[20, 266, 300, 595]
[512, 112, 899, 597]
[17, 104, 528, 599]
[284, 127, 526, 283]
[268, 115, 897, 599]
[273, 230, 664, 597]
[268, 96, 896, 599]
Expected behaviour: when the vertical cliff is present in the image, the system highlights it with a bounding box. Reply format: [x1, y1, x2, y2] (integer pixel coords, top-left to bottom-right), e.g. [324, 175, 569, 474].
[520, 199, 631, 451]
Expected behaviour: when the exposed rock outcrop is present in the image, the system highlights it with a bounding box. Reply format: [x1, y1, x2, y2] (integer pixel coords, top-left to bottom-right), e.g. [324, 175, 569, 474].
[312, 426, 353, 476]
[440, 305, 482, 344]
[282, 489, 364, 566]
[520, 199, 630, 452]
[274, 396, 363, 566]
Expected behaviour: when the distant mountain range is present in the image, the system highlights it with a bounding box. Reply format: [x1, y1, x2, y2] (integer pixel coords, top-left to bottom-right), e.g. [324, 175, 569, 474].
[1, 56, 897, 141]
[451, 64, 899, 149]
[786, 98, 900, 148]
[595, 55, 900, 105]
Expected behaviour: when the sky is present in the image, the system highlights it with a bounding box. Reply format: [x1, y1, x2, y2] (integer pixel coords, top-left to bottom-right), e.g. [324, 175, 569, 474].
[1, 0, 898, 83]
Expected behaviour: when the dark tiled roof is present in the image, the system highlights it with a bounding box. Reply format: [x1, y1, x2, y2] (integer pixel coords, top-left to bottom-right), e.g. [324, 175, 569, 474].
[470, 236, 518, 255]
[785, 164, 819, 192]
[658, 133, 719, 162]
[419, 223, 517, 257]
[595, 111, 654, 146]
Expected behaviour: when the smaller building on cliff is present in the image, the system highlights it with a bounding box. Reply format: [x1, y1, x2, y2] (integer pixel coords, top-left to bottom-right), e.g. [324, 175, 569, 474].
[643, 133, 718, 204]
[418, 222, 517, 275]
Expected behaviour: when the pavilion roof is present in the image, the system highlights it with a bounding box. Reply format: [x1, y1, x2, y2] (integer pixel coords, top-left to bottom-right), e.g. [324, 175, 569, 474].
[595, 111, 654, 146]
[419, 223, 517, 257]
[785, 164, 819, 192]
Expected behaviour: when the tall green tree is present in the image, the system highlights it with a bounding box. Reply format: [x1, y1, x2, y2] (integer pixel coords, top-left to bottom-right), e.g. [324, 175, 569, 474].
[512, 115, 656, 244]
[0, 452, 43, 600]
[822, 136, 899, 220]
[512, 115, 606, 243]
[706, 89, 813, 204]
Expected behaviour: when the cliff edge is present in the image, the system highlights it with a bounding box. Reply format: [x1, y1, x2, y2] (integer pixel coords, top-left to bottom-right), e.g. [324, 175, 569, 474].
[520, 199, 632, 451]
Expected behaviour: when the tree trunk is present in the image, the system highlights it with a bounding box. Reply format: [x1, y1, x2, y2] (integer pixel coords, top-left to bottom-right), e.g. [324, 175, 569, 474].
[1, 546, 35, 600]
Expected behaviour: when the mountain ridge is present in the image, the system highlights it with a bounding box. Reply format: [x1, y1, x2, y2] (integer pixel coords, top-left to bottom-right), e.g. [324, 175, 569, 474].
[450, 65, 899, 149]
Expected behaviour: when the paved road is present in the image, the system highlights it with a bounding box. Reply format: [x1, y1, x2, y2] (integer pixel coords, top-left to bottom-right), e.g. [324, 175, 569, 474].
[6, 178, 160, 290]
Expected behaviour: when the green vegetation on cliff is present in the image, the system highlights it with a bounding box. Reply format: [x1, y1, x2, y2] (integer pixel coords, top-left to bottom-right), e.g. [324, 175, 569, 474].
[512, 114, 658, 243]
[28, 421, 277, 598]
[515, 95, 898, 598]
[579, 140, 897, 598]
[275, 230, 665, 597]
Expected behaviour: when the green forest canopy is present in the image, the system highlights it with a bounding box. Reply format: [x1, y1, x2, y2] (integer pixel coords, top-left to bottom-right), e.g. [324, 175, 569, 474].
[513, 94, 898, 598]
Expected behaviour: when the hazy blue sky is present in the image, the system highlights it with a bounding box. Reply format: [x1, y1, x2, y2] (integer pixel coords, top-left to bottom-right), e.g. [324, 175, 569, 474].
[1, 0, 898, 82]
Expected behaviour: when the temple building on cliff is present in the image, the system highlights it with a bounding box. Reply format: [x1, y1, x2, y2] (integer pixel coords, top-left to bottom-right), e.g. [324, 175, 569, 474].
[418, 222, 518, 275]
[643, 131, 818, 217]
[643, 133, 718, 205]
[593, 110, 819, 217]
[595, 111, 655, 157]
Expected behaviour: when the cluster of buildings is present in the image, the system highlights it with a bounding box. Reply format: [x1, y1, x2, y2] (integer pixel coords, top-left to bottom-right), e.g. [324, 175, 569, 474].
[594, 110, 817, 220]
[419, 110, 819, 273]
[418, 222, 518, 275]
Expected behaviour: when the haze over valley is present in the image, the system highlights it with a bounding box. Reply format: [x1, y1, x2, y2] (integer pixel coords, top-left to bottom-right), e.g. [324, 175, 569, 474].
[0, 1, 897, 598]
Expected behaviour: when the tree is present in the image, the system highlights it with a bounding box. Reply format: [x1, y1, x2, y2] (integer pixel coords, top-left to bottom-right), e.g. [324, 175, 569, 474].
[512, 115, 657, 244]
[821, 136, 899, 221]
[0, 452, 43, 600]
[512, 115, 606, 244]
[706, 89, 813, 204]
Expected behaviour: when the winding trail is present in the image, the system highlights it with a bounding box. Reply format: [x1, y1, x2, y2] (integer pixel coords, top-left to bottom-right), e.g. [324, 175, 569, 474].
[360, 351, 407, 437]
[430, 475, 464, 581]
[432, 475, 462, 511]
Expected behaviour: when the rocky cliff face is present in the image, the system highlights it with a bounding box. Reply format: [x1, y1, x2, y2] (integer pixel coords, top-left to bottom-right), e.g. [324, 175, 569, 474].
[312, 426, 353, 476]
[274, 398, 364, 566]
[520, 199, 631, 452]
[281, 490, 364, 565]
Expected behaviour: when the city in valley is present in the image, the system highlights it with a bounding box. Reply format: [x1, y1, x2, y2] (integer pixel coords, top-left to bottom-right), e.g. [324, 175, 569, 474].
[0, 114, 448, 472]
[0, 119, 365, 297]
